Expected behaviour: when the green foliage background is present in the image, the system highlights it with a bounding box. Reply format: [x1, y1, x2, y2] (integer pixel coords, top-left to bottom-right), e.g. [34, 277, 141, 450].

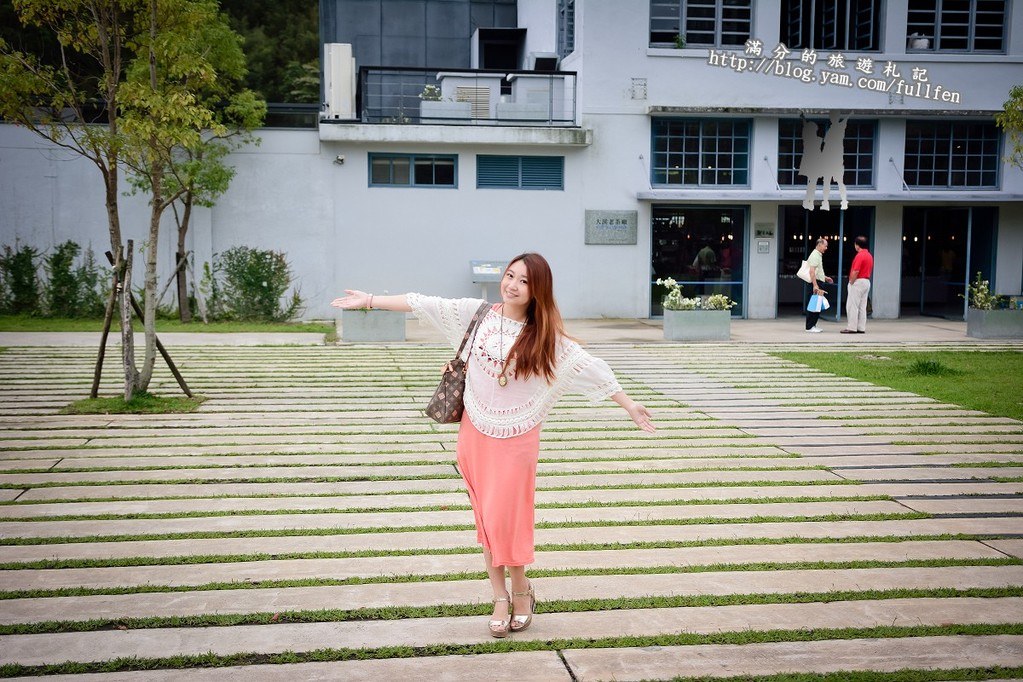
[220, 0, 319, 103]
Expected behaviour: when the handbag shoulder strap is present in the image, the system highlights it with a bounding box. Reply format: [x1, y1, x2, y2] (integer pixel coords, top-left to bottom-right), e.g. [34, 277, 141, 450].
[455, 302, 491, 358]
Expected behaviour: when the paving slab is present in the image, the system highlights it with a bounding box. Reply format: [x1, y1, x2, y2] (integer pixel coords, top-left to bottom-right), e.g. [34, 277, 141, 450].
[3, 565, 1021, 625]
[6, 481, 1019, 520]
[534, 458, 814, 474]
[12, 479, 470, 501]
[562, 634, 1023, 681]
[0, 540, 1004, 592]
[987, 539, 1023, 559]
[840, 466, 1023, 481]
[32, 447, 791, 469]
[4, 516, 1021, 564]
[0, 468, 845, 502]
[2, 597, 1020, 666]
[0, 460, 61, 471]
[0, 424, 445, 439]
[894, 497, 1023, 515]
[0, 500, 911, 539]
[0, 462, 457, 486]
[4, 651, 573, 682]
[0, 439, 88, 449]
[0, 442, 452, 459]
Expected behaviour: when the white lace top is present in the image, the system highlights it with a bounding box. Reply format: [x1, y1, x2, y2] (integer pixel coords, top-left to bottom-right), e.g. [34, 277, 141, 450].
[408, 293, 623, 438]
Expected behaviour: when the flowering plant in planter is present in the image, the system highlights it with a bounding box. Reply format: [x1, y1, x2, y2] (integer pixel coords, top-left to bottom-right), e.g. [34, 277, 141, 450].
[964, 271, 1000, 310]
[656, 278, 736, 311]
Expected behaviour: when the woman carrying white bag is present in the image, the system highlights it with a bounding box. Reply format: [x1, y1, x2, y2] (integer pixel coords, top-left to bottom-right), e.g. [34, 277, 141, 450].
[798, 238, 834, 333]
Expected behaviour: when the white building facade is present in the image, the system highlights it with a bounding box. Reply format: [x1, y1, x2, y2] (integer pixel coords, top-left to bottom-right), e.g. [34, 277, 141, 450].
[2, 0, 1022, 321]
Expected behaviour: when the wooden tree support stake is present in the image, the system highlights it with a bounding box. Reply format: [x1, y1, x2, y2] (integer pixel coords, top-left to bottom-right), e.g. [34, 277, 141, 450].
[90, 249, 124, 399]
[91, 249, 193, 399]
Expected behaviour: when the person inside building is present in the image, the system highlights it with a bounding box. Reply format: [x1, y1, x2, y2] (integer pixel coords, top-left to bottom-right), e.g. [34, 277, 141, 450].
[693, 241, 718, 283]
[842, 235, 874, 334]
[805, 237, 834, 332]
[330, 252, 655, 638]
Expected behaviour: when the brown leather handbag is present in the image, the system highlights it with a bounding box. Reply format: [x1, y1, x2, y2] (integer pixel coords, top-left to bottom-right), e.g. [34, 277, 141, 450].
[425, 302, 491, 423]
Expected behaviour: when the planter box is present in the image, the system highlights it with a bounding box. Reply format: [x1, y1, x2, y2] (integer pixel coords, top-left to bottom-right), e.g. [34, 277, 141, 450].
[966, 308, 1023, 339]
[420, 100, 472, 123]
[663, 309, 731, 341]
[340, 309, 406, 342]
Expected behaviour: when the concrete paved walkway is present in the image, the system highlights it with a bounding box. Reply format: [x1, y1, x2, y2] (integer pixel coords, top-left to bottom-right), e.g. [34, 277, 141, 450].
[0, 313, 990, 347]
[0, 334, 1020, 679]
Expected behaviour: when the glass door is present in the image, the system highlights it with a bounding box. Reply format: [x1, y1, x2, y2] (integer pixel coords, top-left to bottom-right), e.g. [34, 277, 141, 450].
[901, 207, 997, 319]
[651, 205, 747, 316]
[778, 205, 874, 321]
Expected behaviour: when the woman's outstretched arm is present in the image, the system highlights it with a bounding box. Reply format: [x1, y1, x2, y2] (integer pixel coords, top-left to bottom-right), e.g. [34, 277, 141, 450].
[330, 290, 412, 312]
[611, 391, 656, 433]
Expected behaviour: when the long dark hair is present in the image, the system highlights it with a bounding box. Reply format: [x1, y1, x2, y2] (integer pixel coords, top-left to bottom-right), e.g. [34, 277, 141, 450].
[504, 253, 566, 383]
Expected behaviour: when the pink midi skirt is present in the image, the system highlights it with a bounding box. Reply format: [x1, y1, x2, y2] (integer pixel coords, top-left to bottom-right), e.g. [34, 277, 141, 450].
[456, 415, 541, 567]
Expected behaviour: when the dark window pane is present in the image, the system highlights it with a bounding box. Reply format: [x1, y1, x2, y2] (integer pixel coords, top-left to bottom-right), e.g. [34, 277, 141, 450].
[393, 158, 410, 185]
[371, 158, 392, 184]
[413, 159, 434, 185]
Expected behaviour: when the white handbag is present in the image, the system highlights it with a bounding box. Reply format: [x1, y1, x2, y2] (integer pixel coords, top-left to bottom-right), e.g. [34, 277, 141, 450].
[796, 260, 812, 283]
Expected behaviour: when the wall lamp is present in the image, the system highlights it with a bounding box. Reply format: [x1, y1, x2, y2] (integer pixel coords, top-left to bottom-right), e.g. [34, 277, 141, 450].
[333, 154, 345, 165]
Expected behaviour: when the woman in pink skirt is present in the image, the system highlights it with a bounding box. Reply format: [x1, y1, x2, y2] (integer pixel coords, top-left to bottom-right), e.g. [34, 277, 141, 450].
[331, 253, 655, 637]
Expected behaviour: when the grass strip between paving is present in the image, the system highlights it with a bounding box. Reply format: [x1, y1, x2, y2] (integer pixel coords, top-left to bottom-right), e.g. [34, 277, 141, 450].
[0, 465, 833, 489]
[0, 512, 930, 545]
[0, 479, 866, 505]
[2, 558, 1018, 601]
[0, 533, 990, 570]
[0, 452, 793, 474]
[1, 623, 1021, 677]
[0, 495, 895, 522]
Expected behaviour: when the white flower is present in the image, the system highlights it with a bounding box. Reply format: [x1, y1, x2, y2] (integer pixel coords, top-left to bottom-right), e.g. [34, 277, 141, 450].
[658, 278, 735, 311]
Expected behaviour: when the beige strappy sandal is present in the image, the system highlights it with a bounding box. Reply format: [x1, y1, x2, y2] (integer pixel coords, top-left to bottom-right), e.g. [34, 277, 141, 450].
[489, 594, 512, 638]
[510, 581, 535, 632]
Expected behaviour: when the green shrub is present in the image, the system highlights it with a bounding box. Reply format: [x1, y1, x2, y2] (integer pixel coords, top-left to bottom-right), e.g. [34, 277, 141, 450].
[43, 241, 108, 318]
[2, 241, 108, 318]
[45, 241, 81, 317]
[0, 244, 41, 315]
[214, 246, 303, 322]
[75, 248, 107, 317]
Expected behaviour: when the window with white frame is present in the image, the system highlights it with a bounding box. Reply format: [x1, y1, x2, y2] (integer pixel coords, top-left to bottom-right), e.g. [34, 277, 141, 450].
[904, 121, 1000, 188]
[906, 0, 1007, 52]
[652, 118, 750, 186]
[369, 154, 457, 187]
[777, 119, 876, 187]
[650, 0, 752, 47]
[781, 0, 882, 51]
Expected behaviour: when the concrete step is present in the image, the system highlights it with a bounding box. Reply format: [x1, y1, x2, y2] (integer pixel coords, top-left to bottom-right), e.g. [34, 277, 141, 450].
[1, 598, 1019, 666]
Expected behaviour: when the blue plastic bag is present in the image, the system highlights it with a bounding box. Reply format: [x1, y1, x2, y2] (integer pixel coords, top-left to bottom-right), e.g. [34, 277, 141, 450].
[807, 294, 831, 313]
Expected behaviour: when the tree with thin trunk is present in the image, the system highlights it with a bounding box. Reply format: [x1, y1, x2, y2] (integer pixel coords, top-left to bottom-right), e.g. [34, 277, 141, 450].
[996, 84, 1023, 170]
[1, 0, 256, 395]
[0, 0, 148, 395]
[125, 4, 265, 323]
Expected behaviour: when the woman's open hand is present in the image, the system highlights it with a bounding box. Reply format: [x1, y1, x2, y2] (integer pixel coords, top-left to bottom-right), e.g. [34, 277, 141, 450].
[330, 290, 370, 310]
[626, 401, 656, 433]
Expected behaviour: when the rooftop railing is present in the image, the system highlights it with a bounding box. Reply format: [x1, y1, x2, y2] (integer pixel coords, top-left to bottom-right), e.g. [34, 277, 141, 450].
[353, 66, 577, 126]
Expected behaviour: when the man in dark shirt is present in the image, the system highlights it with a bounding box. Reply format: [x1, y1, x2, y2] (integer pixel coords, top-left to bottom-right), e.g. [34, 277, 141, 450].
[841, 235, 874, 334]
